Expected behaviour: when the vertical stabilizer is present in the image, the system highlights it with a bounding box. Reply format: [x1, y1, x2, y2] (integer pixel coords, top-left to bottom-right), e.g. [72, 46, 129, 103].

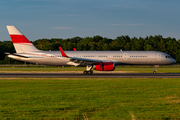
[6, 26, 40, 53]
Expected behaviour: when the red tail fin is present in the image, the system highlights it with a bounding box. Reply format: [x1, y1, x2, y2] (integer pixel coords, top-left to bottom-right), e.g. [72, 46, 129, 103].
[7, 26, 39, 53]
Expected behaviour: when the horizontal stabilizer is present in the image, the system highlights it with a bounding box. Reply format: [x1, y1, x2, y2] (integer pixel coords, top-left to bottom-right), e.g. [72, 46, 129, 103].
[5, 52, 29, 58]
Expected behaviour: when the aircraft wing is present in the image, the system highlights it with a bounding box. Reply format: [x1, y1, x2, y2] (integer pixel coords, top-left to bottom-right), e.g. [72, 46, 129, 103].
[69, 57, 102, 63]
[59, 46, 103, 65]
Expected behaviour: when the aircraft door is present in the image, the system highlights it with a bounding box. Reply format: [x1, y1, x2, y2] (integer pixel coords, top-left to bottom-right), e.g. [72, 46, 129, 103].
[157, 53, 161, 60]
[123, 53, 127, 60]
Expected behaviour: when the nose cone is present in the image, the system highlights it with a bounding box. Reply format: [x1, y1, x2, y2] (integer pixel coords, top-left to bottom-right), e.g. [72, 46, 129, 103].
[165, 58, 176, 65]
[171, 58, 176, 64]
[168, 58, 176, 64]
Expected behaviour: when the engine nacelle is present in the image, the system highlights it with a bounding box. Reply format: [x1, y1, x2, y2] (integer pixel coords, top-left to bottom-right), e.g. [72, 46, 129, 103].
[95, 62, 115, 71]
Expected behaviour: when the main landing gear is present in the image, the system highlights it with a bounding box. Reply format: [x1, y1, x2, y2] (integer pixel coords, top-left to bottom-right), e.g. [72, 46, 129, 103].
[83, 65, 93, 75]
[83, 70, 93, 75]
[153, 65, 159, 74]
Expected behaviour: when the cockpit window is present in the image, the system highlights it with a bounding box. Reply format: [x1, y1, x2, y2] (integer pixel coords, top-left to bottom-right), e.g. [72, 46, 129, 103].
[165, 56, 170, 58]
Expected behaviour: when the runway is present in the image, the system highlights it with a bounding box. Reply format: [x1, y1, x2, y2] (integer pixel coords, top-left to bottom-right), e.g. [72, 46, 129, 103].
[0, 73, 180, 78]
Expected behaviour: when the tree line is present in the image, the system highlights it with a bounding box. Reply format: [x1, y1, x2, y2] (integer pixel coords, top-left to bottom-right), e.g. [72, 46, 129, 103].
[0, 35, 180, 64]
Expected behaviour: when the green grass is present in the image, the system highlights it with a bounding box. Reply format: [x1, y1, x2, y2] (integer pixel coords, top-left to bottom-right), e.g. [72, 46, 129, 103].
[1, 66, 180, 73]
[0, 78, 180, 119]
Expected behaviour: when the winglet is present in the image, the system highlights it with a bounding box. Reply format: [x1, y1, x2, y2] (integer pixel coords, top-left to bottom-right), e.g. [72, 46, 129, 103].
[73, 48, 76, 51]
[59, 46, 68, 57]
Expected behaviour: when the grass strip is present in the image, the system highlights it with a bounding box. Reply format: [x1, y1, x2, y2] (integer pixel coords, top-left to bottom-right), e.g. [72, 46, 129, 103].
[0, 78, 180, 119]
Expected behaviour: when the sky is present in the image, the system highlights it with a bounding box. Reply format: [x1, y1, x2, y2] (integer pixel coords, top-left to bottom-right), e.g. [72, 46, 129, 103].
[0, 0, 180, 41]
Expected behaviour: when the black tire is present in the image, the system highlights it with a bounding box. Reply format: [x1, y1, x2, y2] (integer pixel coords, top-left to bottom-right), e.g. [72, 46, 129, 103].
[90, 70, 93, 74]
[153, 71, 156, 74]
[83, 71, 88, 75]
[88, 70, 93, 75]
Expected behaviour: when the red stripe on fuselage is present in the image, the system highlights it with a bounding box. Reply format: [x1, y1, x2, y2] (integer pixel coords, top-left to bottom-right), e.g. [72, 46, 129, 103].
[10, 35, 31, 43]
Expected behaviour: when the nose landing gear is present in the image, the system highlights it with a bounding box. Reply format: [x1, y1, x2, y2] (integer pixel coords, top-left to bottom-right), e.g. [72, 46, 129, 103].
[153, 65, 159, 74]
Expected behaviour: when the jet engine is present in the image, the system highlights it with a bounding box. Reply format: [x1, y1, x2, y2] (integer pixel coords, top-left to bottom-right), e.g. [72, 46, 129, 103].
[95, 62, 115, 71]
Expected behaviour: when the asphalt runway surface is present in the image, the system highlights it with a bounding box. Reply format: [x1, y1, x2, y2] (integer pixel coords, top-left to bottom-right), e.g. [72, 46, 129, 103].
[0, 73, 180, 78]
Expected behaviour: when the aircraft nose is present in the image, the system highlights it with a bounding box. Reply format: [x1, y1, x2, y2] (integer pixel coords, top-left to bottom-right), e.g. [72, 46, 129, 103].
[171, 58, 176, 64]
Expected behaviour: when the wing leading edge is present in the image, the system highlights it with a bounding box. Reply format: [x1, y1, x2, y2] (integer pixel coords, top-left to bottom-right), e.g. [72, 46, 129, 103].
[59, 46, 103, 65]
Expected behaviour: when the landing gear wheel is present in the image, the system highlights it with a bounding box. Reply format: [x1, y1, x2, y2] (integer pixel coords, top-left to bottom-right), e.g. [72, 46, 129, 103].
[83, 70, 93, 75]
[83, 71, 88, 75]
[88, 70, 93, 75]
[153, 65, 159, 75]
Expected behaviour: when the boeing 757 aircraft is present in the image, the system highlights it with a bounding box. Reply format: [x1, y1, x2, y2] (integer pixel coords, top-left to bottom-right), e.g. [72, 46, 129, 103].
[6, 26, 176, 74]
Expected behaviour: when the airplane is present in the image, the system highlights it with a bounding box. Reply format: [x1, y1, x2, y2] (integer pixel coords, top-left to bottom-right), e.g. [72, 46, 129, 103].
[6, 26, 176, 75]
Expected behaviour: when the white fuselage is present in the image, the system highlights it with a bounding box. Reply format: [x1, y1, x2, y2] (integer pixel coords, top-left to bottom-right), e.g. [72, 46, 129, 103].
[8, 51, 176, 66]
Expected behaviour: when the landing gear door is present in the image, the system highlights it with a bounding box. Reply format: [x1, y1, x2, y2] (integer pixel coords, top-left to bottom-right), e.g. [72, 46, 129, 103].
[157, 53, 161, 60]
